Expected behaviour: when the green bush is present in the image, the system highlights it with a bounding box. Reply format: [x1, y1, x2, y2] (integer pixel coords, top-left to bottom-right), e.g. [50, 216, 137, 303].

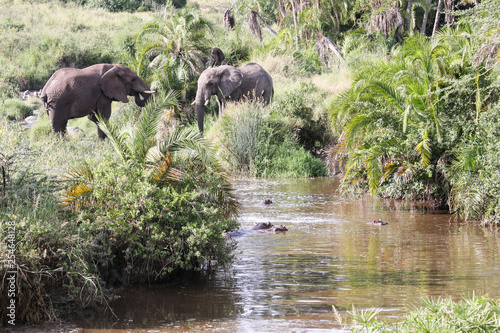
[269, 83, 331, 154]
[0, 99, 240, 325]
[71, 161, 238, 285]
[213, 102, 327, 177]
[1, 98, 33, 120]
[252, 140, 327, 178]
[29, 111, 52, 141]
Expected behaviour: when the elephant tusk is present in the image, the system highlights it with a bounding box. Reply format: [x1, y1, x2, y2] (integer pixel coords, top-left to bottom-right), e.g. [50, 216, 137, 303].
[191, 100, 196, 105]
[204, 99, 210, 106]
[143, 90, 155, 94]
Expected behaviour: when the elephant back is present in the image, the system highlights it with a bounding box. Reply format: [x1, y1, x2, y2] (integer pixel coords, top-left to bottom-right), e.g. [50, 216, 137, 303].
[239, 63, 273, 103]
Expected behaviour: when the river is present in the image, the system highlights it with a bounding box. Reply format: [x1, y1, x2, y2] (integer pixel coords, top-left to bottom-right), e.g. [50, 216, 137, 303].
[16, 177, 500, 332]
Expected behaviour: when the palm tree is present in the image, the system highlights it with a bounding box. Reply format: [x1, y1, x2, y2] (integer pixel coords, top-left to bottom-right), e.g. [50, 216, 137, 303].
[135, 5, 214, 79]
[330, 34, 454, 196]
[432, 0, 443, 37]
[61, 95, 240, 218]
[419, 0, 433, 35]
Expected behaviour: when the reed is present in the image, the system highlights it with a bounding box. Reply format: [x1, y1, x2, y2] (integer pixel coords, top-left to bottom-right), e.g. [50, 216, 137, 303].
[343, 295, 500, 332]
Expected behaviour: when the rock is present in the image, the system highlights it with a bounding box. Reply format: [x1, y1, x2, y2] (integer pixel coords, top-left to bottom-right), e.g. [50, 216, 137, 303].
[67, 127, 84, 137]
[22, 115, 37, 129]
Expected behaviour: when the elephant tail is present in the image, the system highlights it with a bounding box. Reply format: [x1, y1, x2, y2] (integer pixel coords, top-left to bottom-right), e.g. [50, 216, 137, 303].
[270, 87, 275, 104]
[40, 92, 48, 109]
[39, 92, 53, 116]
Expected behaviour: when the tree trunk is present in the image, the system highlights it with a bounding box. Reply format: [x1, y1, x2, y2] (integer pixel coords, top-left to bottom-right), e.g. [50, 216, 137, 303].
[223, 7, 235, 29]
[407, 0, 413, 33]
[421, 0, 432, 35]
[445, 0, 455, 25]
[248, 10, 263, 43]
[432, 0, 443, 37]
[316, 36, 344, 65]
[290, 0, 299, 47]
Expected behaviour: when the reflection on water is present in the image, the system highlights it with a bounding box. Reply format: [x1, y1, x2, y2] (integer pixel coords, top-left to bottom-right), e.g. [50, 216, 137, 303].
[18, 178, 500, 332]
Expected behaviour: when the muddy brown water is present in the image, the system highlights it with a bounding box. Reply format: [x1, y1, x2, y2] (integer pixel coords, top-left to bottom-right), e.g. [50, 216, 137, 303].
[13, 178, 500, 332]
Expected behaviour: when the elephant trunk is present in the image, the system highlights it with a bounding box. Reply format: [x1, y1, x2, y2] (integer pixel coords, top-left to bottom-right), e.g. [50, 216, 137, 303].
[195, 89, 211, 133]
[134, 91, 153, 107]
[195, 103, 206, 133]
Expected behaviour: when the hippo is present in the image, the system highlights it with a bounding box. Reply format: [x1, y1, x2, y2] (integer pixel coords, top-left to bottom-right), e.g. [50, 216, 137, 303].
[252, 221, 273, 230]
[271, 225, 288, 232]
[373, 219, 388, 226]
[261, 199, 273, 205]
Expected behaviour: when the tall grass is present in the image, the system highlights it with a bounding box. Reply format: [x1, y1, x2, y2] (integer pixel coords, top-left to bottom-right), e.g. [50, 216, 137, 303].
[210, 98, 328, 178]
[344, 295, 500, 332]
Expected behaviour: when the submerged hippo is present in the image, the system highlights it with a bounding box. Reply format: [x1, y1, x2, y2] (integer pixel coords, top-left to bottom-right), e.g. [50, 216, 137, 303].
[372, 219, 388, 226]
[272, 225, 288, 232]
[252, 221, 273, 230]
[252, 222, 288, 233]
[261, 199, 273, 205]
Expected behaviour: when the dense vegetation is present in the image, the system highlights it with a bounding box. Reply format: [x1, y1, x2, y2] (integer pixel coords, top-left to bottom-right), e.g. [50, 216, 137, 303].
[0, 0, 499, 326]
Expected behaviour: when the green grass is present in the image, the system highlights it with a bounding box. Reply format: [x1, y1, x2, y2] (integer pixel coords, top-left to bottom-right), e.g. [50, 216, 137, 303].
[342, 295, 500, 332]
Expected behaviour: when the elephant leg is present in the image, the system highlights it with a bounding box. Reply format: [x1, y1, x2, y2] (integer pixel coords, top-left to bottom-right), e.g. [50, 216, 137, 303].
[87, 112, 108, 140]
[48, 109, 68, 136]
[93, 98, 113, 139]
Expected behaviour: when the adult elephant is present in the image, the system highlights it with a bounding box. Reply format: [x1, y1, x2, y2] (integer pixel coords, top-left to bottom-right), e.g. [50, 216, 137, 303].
[194, 63, 273, 133]
[40, 64, 154, 139]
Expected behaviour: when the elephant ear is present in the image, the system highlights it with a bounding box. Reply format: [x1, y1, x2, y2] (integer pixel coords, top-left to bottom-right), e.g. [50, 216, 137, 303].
[100, 65, 129, 103]
[219, 67, 243, 98]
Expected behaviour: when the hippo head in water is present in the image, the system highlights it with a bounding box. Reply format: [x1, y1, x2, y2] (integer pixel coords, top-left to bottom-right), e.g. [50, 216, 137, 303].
[272, 225, 288, 232]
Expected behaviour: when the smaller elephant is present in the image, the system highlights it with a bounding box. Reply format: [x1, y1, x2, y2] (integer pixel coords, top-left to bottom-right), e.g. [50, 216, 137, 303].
[40, 64, 153, 139]
[210, 47, 225, 67]
[194, 63, 273, 132]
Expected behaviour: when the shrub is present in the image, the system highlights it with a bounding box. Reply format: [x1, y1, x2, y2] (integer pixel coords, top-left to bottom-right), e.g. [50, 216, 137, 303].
[0, 98, 240, 325]
[72, 163, 238, 285]
[1, 98, 33, 121]
[269, 83, 331, 154]
[212, 102, 327, 177]
[29, 111, 52, 141]
[252, 140, 327, 178]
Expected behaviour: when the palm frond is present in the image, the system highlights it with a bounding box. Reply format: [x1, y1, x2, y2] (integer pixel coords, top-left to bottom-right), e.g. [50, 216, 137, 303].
[344, 114, 378, 150]
[382, 160, 400, 181]
[60, 182, 94, 210]
[96, 114, 131, 163]
[61, 162, 96, 210]
[151, 153, 184, 185]
[130, 97, 166, 164]
[414, 132, 432, 167]
[211, 181, 242, 218]
[63, 162, 94, 182]
[365, 148, 384, 195]
[159, 126, 215, 168]
[365, 79, 407, 112]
